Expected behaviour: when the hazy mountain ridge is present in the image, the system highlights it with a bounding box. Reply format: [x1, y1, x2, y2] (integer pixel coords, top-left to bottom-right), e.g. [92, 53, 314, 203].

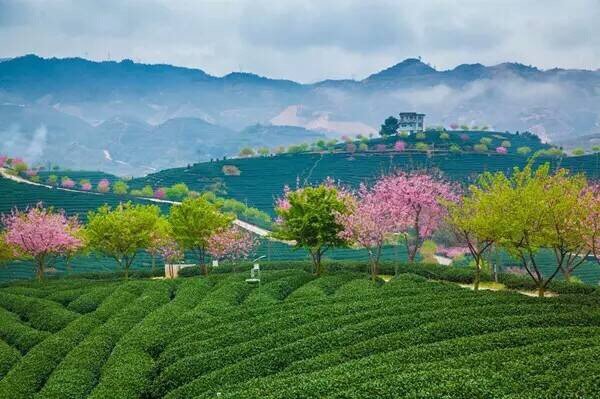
[1, 55, 599, 175]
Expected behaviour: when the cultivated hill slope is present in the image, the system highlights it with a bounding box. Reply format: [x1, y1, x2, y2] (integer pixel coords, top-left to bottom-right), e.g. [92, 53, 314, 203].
[132, 151, 600, 215]
[1, 271, 600, 398]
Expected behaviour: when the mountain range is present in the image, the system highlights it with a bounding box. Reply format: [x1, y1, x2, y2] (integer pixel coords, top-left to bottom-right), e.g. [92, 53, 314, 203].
[1, 55, 599, 175]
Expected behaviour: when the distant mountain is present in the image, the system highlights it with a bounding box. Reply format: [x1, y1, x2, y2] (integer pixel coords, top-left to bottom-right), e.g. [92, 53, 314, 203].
[1, 54, 599, 175]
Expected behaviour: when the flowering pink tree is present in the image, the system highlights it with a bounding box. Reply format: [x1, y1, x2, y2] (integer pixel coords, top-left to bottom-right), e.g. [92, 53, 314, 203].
[207, 227, 257, 272]
[0, 155, 6, 167]
[495, 146, 508, 154]
[80, 180, 92, 191]
[394, 141, 406, 152]
[97, 179, 110, 193]
[158, 238, 184, 277]
[346, 143, 356, 153]
[337, 184, 396, 281]
[154, 187, 166, 199]
[375, 144, 387, 152]
[25, 169, 38, 178]
[450, 123, 459, 130]
[1, 204, 83, 281]
[583, 184, 600, 264]
[371, 172, 458, 262]
[61, 177, 75, 188]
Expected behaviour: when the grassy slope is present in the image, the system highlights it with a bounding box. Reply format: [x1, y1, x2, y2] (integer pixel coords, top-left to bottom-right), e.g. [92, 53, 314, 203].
[0, 271, 600, 398]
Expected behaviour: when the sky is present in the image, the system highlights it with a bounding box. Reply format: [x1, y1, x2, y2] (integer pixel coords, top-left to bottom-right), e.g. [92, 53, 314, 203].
[0, 0, 599, 83]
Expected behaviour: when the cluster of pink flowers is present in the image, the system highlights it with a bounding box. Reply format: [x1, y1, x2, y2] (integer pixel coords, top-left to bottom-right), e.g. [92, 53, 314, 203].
[375, 144, 387, 152]
[0, 155, 7, 167]
[394, 141, 406, 152]
[80, 182, 92, 191]
[61, 178, 76, 189]
[154, 187, 166, 199]
[368, 172, 459, 261]
[25, 169, 38, 177]
[158, 238, 184, 264]
[337, 184, 396, 253]
[207, 227, 257, 262]
[460, 134, 469, 141]
[450, 123, 459, 130]
[1, 204, 83, 260]
[495, 146, 508, 154]
[97, 179, 110, 193]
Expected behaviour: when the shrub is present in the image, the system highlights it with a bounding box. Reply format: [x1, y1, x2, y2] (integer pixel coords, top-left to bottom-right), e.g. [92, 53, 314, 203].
[415, 142, 429, 151]
[439, 132, 450, 140]
[449, 144, 461, 153]
[517, 146, 532, 155]
[222, 165, 241, 176]
[473, 143, 488, 152]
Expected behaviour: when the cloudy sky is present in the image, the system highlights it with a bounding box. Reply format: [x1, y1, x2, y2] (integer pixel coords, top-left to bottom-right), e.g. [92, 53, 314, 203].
[0, 0, 598, 82]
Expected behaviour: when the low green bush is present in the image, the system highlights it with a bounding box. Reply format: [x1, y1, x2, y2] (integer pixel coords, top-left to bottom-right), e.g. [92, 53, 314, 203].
[0, 292, 79, 332]
[0, 308, 50, 353]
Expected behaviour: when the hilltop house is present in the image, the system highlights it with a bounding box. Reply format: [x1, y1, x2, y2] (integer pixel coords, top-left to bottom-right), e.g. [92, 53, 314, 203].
[398, 112, 425, 132]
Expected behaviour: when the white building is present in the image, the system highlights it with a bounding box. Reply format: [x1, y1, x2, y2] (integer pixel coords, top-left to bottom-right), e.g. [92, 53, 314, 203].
[398, 112, 425, 132]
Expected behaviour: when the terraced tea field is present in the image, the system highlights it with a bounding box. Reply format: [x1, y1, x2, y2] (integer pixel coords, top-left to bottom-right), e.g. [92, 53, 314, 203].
[1, 270, 600, 398]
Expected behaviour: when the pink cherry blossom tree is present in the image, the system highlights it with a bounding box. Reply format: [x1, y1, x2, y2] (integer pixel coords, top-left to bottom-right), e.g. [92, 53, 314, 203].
[583, 184, 600, 264]
[158, 238, 184, 278]
[1, 204, 83, 281]
[0, 155, 6, 167]
[394, 141, 406, 152]
[97, 179, 110, 193]
[337, 184, 397, 281]
[370, 172, 459, 262]
[207, 227, 258, 272]
[80, 180, 92, 191]
[61, 177, 75, 188]
[154, 187, 166, 199]
[495, 146, 508, 154]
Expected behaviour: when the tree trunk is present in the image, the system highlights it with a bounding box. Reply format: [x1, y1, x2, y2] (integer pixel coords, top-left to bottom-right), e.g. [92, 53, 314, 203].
[538, 285, 545, 298]
[474, 259, 481, 292]
[36, 257, 45, 282]
[151, 254, 156, 275]
[563, 269, 572, 283]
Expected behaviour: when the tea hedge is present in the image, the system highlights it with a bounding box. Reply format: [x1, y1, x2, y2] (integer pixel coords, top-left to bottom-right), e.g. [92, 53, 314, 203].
[1, 265, 600, 398]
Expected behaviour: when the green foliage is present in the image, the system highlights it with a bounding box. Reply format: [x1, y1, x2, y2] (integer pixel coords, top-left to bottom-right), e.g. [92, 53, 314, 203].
[439, 132, 450, 140]
[501, 140, 512, 148]
[169, 197, 233, 273]
[358, 143, 368, 152]
[379, 116, 399, 137]
[85, 203, 164, 277]
[572, 147, 585, 156]
[273, 185, 351, 275]
[46, 175, 58, 186]
[414, 142, 429, 151]
[480, 137, 493, 145]
[517, 146, 532, 155]
[415, 132, 426, 140]
[166, 183, 190, 201]
[473, 143, 488, 152]
[449, 144, 461, 153]
[140, 185, 154, 197]
[286, 143, 309, 153]
[112, 180, 129, 196]
[257, 147, 270, 156]
[592, 145, 600, 152]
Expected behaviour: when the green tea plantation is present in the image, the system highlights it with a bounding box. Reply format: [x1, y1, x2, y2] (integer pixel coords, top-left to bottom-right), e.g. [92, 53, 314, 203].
[1, 267, 600, 398]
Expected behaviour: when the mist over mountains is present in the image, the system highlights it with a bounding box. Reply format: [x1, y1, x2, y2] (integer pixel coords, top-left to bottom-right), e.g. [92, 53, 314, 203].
[1, 55, 599, 175]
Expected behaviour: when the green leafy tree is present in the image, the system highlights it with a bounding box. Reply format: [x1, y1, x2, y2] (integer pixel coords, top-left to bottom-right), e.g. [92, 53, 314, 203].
[47, 174, 58, 186]
[446, 174, 509, 290]
[166, 183, 190, 201]
[169, 197, 234, 275]
[572, 148, 585, 156]
[449, 144, 461, 154]
[0, 234, 16, 266]
[257, 147, 270, 156]
[415, 142, 429, 151]
[592, 145, 600, 152]
[358, 143, 368, 152]
[85, 203, 163, 278]
[379, 116, 399, 137]
[501, 140, 512, 148]
[141, 185, 154, 197]
[480, 137, 493, 145]
[439, 132, 450, 140]
[273, 184, 351, 276]
[492, 164, 568, 296]
[113, 180, 129, 196]
[473, 143, 488, 152]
